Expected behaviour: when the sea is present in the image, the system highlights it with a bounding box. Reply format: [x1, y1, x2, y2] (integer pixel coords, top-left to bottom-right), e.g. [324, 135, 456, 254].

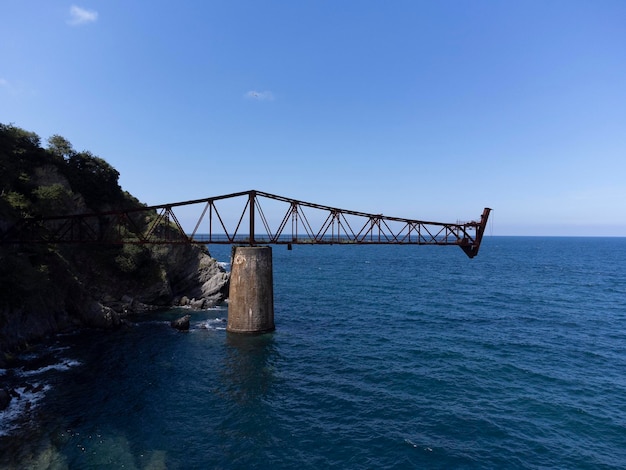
[1, 236, 625, 469]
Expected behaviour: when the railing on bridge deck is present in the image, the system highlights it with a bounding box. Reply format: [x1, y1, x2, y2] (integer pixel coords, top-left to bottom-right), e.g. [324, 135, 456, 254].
[0, 190, 491, 258]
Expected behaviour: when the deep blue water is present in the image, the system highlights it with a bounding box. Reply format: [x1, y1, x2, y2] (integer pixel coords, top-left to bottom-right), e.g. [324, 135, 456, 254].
[2, 237, 626, 469]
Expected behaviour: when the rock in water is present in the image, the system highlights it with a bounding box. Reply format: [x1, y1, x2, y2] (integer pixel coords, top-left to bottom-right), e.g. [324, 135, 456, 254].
[170, 314, 191, 331]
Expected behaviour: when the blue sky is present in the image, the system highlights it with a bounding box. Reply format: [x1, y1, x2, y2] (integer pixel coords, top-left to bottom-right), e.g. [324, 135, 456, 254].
[1, 1, 625, 236]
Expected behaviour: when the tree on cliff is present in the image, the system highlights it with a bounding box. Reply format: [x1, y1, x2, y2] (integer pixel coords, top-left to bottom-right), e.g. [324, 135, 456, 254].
[47, 134, 124, 207]
[47, 134, 73, 160]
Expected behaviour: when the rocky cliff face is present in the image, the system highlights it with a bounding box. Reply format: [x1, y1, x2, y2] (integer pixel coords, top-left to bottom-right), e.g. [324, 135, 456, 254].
[0, 124, 230, 355]
[0, 242, 229, 353]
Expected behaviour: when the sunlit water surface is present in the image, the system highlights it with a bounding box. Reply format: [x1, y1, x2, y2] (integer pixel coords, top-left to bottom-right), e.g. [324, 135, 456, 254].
[1, 237, 626, 469]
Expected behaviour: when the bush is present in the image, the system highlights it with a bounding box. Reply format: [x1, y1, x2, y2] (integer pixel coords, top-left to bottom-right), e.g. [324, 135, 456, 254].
[32, 184, 74, 215]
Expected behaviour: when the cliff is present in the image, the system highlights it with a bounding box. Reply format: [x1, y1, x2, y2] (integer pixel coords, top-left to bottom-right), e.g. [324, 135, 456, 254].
[0, 124, 229, 354]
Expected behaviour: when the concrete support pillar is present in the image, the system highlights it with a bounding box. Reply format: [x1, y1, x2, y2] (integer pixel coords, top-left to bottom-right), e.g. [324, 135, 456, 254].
[227, 246, 275, 334]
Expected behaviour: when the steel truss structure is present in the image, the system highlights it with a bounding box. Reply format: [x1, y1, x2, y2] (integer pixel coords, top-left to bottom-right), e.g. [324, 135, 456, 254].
[1, 190, 491, 258]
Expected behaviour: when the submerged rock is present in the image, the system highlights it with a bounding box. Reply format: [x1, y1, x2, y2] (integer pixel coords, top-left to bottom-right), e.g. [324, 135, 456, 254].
[170, 314, 191, 331]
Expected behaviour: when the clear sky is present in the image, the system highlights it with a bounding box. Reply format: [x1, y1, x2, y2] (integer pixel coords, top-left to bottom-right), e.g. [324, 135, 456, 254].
[2, 1, 625, 236]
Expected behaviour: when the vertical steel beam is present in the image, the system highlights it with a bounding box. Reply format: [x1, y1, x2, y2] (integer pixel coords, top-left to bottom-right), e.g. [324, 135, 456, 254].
[248, 190, 256, 246]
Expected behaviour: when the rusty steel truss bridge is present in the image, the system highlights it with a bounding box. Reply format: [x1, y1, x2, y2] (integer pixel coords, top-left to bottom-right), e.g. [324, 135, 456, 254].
[0, 190, 492, 258]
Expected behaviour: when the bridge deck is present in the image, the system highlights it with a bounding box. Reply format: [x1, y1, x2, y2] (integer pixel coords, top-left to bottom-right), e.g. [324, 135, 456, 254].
[0, 190, 491, 258]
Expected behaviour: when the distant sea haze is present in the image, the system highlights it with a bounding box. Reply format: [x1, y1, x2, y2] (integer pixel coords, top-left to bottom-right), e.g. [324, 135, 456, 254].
[1, 237, 625, 469]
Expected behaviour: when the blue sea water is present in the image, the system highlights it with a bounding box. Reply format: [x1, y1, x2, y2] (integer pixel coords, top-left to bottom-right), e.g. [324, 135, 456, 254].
[1, 237, 626, 469]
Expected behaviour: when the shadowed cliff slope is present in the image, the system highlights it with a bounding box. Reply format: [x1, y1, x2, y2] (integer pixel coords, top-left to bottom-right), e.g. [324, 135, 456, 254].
[0, 124, 229, 353]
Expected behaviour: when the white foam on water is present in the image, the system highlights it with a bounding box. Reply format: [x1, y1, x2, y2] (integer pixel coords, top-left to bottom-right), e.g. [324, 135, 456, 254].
[0, 383, 50, 437]
[198, 318, 227, 331]
[15, 358, 82, 377]
[1, 350, 81, 438]
[404, 438, 418, 448]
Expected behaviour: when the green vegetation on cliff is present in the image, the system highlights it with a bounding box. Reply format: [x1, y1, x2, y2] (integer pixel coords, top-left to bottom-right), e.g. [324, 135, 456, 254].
[0, 125, 133, 218]
[0, 123, 143, 307]
[0, 123, 228, 352]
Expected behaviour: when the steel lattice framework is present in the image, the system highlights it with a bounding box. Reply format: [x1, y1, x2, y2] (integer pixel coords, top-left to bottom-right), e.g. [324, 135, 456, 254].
[0, 190, 492, 258]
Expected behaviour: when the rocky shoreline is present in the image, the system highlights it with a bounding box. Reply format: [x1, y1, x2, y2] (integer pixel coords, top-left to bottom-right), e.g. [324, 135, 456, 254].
[0, 244, 230, 413]
[0, 124, 233, 417]
[0, 244, 229, 352]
